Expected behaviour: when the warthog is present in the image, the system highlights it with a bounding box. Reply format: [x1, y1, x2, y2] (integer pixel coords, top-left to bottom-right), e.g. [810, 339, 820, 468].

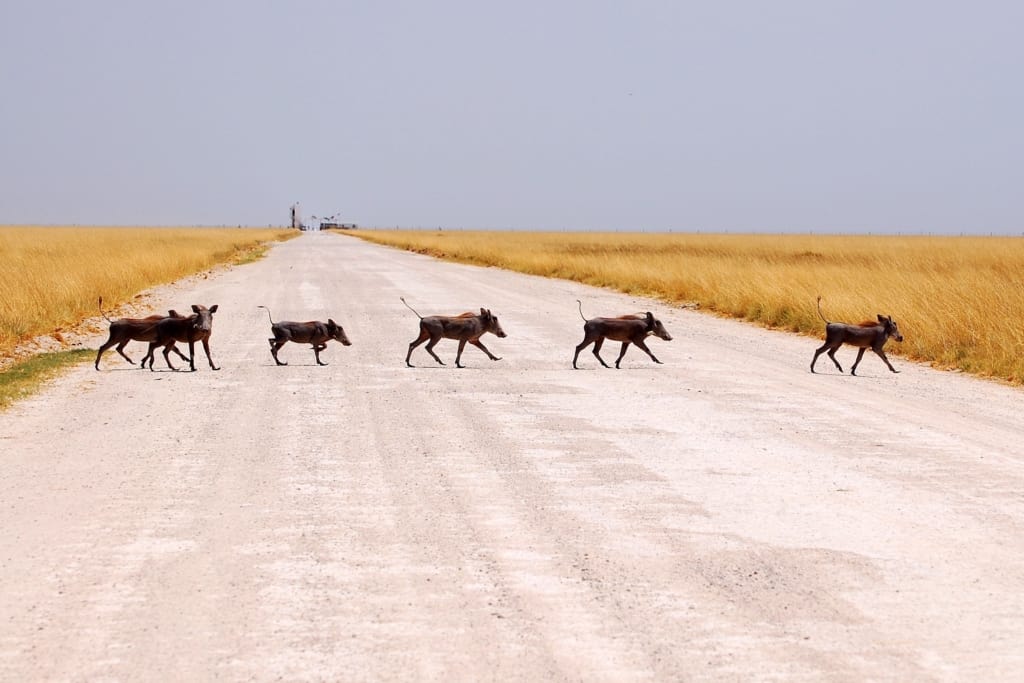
[402, 297, 506, 368]
[141, 304, 220, 372]
[94, 297, 188, 370]
[258, 306, 351, 366]
[573, 300, 673, 369]
[811, 296, 903, 376]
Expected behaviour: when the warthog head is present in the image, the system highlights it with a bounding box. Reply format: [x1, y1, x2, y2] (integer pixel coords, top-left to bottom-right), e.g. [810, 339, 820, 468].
[327, 319, 352, 346]
[481, 308, 507, 338]
[879, 314, 903, 342]
[190, 304, 219, 332]
[646, 312, 672, 341]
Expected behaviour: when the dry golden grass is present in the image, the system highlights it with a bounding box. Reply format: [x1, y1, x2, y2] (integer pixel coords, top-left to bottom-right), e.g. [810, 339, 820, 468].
[349, 229, 1024, 384]
[0, 226, 295, 356]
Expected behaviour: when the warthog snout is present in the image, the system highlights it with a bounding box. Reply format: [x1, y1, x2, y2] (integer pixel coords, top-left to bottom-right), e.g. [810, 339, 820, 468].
[192, 305, 215, 332]
[332, 321, 353, 347]
[652, 319, 672, 342]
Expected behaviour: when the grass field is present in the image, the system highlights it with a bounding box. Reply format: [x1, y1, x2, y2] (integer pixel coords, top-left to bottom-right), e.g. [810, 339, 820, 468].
[0, 226, 295, 357]
[348, 230, 1024, 384]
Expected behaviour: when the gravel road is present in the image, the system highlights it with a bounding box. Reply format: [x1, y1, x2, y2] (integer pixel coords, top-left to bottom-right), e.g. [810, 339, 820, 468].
[2, 232, 1022, 681]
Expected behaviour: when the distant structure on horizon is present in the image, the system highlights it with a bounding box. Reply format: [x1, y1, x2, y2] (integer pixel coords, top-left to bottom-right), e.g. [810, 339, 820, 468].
[289, 204, 356, 230]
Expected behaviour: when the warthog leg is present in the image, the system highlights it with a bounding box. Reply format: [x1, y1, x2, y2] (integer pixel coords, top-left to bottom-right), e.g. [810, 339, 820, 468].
[407, 330, 444, 367]
[811, 343, 844, 373]
[95, 339, 135, 369]
[120, 341, 190, 366]
[850, 348, 867, 375]
[470, 339, 501, 362]
[850, 347, 899, 376]
[269, 339, 288, 366]
[455, 339, 468, 368]
[312, 343, 328, 366]
[142, 343, 191, 371]
[193, 338, 219, 371]
[571, 343, 584, 369]
[96, 339, 187, 370]
[573, 335, 606, 369]
[591, 337, 610, 368]
[161, 344, 181, 371]
[115, 341, 135, 365]
[874, 348, 899, 373]
[452, 338, 501, 368]
[424, 336, 445, 366]
[614, 341, 632, 368]
[617, 338, 662, 369]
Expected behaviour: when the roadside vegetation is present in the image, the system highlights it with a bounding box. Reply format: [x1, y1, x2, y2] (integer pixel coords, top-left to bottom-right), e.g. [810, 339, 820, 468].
[348, 230, 1024, 384]
[0, 226, 295, 358]
[0, 350, 94, 410]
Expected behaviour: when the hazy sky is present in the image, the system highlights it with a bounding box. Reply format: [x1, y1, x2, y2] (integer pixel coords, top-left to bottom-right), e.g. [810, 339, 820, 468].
[2, 1, 1022, 233]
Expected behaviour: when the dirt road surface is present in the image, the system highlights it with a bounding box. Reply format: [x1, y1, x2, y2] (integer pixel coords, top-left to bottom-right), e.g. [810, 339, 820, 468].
[2, 232, 1023, 681]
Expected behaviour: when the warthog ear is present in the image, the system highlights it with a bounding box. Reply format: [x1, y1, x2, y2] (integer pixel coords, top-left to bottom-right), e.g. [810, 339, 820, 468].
[192, 304, 200, 313]
[209, 305, 219, 313]
[480, 308, 487, 316]
[327, 318, 337, 328]
[646, 311, 655, 327]
[877, 314, 886, 323]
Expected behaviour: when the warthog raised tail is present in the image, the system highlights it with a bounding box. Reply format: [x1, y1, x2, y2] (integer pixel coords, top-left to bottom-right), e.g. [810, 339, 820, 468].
[573, 300, 672, 369]
[402, 297, 506, 368]
[258, 306, 351, 366]
[811, 296, 903, 376]
[141, 304, 220, 372]
[95, 297, 187, 370]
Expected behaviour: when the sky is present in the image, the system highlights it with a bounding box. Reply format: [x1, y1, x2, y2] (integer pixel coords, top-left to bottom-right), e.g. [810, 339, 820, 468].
[1, 1, 1022, 233]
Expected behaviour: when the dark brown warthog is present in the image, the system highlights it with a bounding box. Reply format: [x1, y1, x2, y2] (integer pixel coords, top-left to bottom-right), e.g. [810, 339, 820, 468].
[258, 306, 351, 366]
[94, 297, 187, 370]
[573, 300, 672, 369]
[811, 296, 903, 376]
[141, 304, 220, 372]
[402, 297, 506, 368]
